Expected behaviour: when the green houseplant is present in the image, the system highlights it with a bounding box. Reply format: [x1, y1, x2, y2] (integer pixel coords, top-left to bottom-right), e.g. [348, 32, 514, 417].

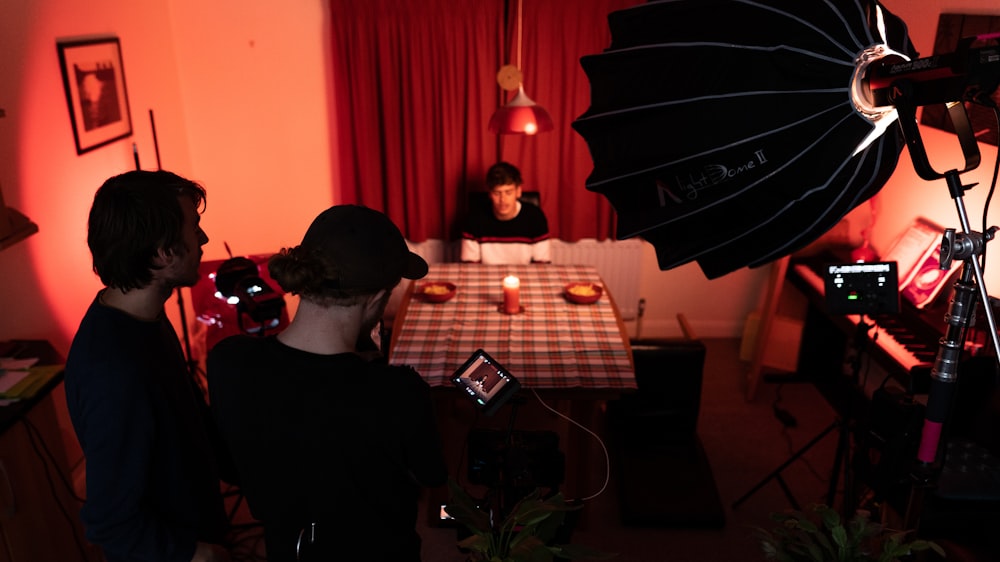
[444, 479, 615, 562]
[754, 503, 945, 562]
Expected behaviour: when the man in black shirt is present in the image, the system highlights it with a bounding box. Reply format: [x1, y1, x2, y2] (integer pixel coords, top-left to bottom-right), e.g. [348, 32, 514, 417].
[461, 162, 551, 264]
[208, 205, 447, 562]
[65, 170, 230, 562]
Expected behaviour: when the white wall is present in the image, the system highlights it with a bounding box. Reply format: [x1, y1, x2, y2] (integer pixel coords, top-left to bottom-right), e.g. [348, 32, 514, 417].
[631, 242, 771, 339]
[166, 0, 337, 258]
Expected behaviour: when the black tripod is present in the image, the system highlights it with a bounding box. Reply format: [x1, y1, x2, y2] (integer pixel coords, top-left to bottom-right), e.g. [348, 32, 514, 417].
[733, 319, 875, 514]
[467, 398, 565, 517]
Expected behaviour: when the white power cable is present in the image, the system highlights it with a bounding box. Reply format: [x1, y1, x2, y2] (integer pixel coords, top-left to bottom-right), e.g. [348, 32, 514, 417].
[529, 388, 610, 501]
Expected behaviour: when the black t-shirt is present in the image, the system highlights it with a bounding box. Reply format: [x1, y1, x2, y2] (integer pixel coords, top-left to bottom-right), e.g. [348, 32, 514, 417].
[207, 335, 448, 561]
[65, 296, 229, 561]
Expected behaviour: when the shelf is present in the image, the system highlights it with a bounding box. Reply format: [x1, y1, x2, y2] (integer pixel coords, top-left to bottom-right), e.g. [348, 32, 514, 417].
[0, 206, 38, 252]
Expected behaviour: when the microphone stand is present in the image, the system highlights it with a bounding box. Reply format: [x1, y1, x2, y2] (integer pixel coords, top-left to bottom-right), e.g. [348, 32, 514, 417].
[145, 108, 202, 388]
[890, 94, 1000, 530]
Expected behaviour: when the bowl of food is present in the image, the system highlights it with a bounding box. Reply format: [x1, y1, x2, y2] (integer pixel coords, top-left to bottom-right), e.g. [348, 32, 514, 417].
[564, 282, 602, 304]
[419, 281, 457, 303]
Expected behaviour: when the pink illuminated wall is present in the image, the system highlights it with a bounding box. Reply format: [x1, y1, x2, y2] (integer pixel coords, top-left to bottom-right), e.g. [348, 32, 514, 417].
[0, 1, 334, 355]
[2, 0, 1000, 354]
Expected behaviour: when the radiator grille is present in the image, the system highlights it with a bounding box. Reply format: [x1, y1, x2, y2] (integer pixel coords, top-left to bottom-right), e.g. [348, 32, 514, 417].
[406, 238, 644, 320]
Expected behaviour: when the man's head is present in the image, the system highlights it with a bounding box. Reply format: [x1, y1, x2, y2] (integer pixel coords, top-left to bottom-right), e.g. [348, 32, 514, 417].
[268, 205, 428, 307]
[485, 162, 523, 221]
[88, 170, 208, 291]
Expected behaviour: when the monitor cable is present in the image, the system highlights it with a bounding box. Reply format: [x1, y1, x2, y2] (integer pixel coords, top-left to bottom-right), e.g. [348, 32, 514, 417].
[529, 389, 610, 502]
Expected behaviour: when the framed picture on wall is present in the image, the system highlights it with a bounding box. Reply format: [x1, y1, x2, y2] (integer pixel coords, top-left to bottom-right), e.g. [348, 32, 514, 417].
[57, 37, 133, 155]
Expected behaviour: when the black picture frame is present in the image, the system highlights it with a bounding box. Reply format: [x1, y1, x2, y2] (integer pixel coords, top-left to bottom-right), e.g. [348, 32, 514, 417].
[57, 37, 133, 155]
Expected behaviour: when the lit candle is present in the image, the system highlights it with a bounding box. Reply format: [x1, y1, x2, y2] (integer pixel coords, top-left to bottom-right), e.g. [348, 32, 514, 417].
[502, 275, 520, 314]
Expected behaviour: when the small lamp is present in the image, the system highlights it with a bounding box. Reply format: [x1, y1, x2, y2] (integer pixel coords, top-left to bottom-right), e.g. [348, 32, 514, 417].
[488, 0, 553, 135]
[489, 83, 554, 135]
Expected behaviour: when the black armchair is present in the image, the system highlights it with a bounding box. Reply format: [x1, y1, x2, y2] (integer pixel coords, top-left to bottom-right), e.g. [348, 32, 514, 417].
[605, 326, 724, 527]
[606, 338, 706, 449]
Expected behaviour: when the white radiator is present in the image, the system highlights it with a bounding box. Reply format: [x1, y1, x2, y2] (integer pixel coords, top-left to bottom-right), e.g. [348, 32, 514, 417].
[405, 238, 644, 320]
[551, 239, 643, 320]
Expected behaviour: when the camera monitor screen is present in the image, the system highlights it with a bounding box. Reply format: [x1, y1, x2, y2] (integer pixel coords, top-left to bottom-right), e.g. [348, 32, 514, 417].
[451, 349, 521, 416]
[823, 261, 899, 315]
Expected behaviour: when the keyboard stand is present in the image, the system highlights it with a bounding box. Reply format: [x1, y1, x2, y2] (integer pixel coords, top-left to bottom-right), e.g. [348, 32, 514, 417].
[731, 418, 849, 511]
[733, 321, 875, 514]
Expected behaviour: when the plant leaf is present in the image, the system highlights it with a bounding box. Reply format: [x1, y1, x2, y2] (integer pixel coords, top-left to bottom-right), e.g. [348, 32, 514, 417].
[508, 535, 550, 562]
[533, 506, 567, 544]
[817, 504, 841, 531]
[448, 485, 615, 562]
[552, 543, 618, 560]
[830, 525, 848, 549]
[445, 479, 492, 532]
[511, 492, 578, 526]
[458, 533, 492, 554]
[798, 520, 819, 534]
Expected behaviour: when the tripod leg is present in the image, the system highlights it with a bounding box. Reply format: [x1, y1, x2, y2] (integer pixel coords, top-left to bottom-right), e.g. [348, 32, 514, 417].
[842, 421, 856, 517]
[826, 420, 845, 506]
[732, 420, 839, 509]
[825, 419, 855, 515]
[774, 475, 801, 511]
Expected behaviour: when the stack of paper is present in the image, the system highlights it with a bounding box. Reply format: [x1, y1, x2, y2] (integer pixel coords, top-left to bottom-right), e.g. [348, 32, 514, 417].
[0, 356, 62, 403]
[883, 217, 961, 309]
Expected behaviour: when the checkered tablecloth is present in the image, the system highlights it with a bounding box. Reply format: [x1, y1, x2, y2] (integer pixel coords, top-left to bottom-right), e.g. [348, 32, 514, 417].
[389, 263, 635, 390]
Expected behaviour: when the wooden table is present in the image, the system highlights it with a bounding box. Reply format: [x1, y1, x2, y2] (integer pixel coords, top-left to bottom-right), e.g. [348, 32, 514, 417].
[389, 263, 635, 394]
[0, 341, 96, 561]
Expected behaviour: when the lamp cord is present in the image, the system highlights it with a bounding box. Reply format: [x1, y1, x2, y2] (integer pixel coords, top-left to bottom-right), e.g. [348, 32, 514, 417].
[515, 0, 522, 71]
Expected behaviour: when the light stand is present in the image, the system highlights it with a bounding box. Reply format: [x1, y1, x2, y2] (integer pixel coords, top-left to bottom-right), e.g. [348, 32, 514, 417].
[886, 90, 1000, 530]
[735, 260, 900, 513]
[466, 397, 565, 520]
[733, 308, 883, 515]
[138, 108, 202, 385]
[174, 285, 201, 384]
[478, 397, 527, 519]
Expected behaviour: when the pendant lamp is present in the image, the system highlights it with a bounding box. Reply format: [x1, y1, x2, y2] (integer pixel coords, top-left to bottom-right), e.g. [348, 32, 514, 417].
[488, 0, 553, 135]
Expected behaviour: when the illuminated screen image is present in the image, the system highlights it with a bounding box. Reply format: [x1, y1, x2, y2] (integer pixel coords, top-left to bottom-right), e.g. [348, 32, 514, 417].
[451, 349, 521, 416]
[823, 261, 899, 315]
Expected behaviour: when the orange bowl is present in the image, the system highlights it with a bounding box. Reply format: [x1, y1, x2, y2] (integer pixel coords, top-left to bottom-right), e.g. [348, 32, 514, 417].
[564, 282, 602, 304]
[419, 282, 457, 303]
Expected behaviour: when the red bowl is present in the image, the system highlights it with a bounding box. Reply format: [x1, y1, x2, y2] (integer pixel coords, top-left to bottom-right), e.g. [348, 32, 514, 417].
[418, 282, 457, 303]
[564, 282, 602, 304]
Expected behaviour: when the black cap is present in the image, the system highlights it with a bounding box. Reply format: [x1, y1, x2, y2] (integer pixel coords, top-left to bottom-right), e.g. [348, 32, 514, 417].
[300, 205, 427, 293]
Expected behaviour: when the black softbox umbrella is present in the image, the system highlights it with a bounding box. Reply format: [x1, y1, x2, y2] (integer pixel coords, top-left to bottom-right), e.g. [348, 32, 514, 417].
[572, 0, 917, 279]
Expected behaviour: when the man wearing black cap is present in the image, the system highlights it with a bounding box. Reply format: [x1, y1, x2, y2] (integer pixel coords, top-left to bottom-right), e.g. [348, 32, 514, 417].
[207, 205, 448, 562]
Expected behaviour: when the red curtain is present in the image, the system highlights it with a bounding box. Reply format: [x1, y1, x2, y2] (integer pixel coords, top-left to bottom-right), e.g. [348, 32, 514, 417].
[328, 0, 642, 242]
